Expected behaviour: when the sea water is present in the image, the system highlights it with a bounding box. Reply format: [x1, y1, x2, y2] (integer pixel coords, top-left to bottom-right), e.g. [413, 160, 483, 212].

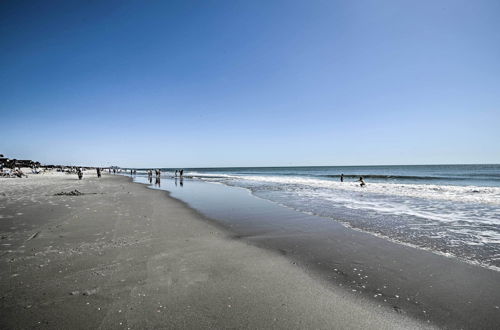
[144, 165, 500, 270]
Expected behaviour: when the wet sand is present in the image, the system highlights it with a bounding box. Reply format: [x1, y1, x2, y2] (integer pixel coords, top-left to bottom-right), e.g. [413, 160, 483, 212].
[0, 173, 430, 329]
[141, 176, 500, 329]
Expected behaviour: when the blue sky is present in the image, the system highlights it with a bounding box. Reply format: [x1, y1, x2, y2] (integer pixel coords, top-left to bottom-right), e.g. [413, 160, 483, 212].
[1, 0, 499, 167]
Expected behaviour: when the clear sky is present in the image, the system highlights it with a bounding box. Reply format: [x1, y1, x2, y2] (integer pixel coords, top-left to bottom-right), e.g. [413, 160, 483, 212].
[1, 0, 499, 168]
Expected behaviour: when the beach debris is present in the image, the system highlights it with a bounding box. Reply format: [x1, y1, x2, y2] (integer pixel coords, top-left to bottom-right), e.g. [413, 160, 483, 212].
[83, 288, 98, 296]
[70, 288, 98, 296]
[54, 190, 84, 196]
[27, 231, 40, 241]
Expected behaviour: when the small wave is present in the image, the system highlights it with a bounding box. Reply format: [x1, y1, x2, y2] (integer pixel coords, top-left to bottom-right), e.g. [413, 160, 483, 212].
[182, 175, 230, 179]
[185, 172, 236, 179]
[223, 175, 500, 205]
[321, 174, 474, 181]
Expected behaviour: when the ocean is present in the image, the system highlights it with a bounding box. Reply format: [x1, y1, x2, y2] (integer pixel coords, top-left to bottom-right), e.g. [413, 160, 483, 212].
[136, 164, 500, 270]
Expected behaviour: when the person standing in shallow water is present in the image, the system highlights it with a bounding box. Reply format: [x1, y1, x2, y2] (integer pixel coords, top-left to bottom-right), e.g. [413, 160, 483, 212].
[340, 173, 344, 182]
[97, 167, 101, 178]
[359, 176, 366, 187]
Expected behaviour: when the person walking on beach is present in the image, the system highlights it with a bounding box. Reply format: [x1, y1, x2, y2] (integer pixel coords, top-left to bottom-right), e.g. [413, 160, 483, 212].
[147, 170, 152, 183]
[77, 168, 83, 180]
[359, 176, 366, 187]
[340, 173, 344, 182]
[97, 167, 101, 178]
[180, 169, 184, 177]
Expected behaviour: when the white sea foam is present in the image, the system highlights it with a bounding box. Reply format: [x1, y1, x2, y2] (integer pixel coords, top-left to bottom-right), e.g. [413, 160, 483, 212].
[186, 172, 237, 179]
[228, 175, 500, 206]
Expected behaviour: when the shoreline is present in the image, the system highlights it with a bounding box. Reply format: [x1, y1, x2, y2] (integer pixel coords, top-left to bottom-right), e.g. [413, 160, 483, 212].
[131, 174, 500, 329]
[0, 173, 430, 329]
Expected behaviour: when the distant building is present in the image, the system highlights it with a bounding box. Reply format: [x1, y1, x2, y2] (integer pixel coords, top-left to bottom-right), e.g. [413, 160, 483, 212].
[0, 155, 41, 168]
[15, 160, 40, 167]
[0, 157, 8, 168]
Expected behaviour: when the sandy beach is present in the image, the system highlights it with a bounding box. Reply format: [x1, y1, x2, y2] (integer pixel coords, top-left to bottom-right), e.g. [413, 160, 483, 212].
[3, 0, 499, 328]
[0, 172, 433, 329]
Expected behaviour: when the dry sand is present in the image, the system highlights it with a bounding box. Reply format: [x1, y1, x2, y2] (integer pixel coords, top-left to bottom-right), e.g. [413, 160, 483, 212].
[0, 172, 432, 329]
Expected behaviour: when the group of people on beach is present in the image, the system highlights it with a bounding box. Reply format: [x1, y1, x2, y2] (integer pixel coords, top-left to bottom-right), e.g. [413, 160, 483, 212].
[145, 169, 185, 185]
[340, 173, 366, 187]
[73, 167, 103, 180]
[146, 169, 164, 186]
[0, 162, 47, 178]
[0, 167, 27, 178]
[147, 169, 160, 184]
[97, 167, 186, 185]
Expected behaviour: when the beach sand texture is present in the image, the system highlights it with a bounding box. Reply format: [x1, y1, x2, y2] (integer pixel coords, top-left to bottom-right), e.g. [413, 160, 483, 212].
[0, 173, 431, 329]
